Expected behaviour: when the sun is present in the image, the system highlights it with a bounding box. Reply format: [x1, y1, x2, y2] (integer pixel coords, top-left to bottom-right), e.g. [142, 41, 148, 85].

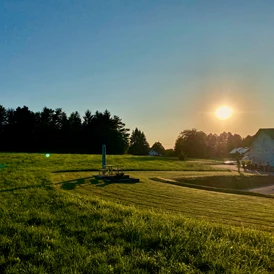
[215, 106, 233, 120]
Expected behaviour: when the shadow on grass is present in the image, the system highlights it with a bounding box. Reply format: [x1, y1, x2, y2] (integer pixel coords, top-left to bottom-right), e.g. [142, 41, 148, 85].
[61, 178, 86, 190]
[0, 185, 42, 192]
[1, 176, 94, 192]
[53, 177, 93, 190]
[0, 180, 52, 193]
[52, 169, 98, 173]
[1, 174, 140, 192]
[54, 176, 140, 189]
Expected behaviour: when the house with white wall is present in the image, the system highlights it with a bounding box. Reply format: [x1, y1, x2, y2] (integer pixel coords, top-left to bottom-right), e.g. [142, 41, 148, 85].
[249, 128, 274, 169]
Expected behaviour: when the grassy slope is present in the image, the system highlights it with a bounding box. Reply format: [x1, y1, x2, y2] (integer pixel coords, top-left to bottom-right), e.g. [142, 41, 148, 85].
[1, 153, 274, 273]
[52, 171, 274, 233]
[172, 174, 274, 190]
[0, 153, 224, 172]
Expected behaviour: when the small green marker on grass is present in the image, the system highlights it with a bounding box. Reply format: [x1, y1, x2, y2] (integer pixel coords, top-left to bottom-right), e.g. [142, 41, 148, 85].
[45, 154, 50, 158]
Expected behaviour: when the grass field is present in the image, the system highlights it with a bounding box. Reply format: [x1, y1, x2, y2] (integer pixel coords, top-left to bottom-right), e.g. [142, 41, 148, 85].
[173, 174, 274, 190]
[1, 153, 274, 273]
[52, 171, 274, 232]
[0, 153, 225, 173]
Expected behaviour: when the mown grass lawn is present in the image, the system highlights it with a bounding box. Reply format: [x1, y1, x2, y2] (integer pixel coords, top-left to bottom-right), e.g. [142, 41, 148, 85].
[1, 153, 274, 273]
[0, 153, 224, 173]
[52, 170, 274, 233]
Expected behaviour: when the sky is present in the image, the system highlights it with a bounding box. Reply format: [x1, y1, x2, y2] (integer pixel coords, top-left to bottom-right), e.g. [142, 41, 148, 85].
[1, 0, 274, 148]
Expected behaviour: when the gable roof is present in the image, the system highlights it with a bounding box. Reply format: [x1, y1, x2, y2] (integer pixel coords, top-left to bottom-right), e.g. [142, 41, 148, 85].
[229, 147, 249, 154]
[254, 128, 274, 139]
[229, 148, 238, 154]
[149, 149, 159, 155]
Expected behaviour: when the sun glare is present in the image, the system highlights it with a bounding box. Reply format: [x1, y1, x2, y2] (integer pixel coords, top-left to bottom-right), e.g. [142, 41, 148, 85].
[215, 106, 233, 120]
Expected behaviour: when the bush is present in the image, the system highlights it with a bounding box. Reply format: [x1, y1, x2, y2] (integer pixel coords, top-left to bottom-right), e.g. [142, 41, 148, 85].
[178, 152, 187, 161]
[165, 149, 175, 157]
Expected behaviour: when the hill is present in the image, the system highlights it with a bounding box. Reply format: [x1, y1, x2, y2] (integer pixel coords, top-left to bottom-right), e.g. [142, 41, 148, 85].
[1, 153, 274, 273]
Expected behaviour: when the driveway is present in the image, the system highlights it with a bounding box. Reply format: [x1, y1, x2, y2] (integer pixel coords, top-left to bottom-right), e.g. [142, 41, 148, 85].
[214, 164, 239, 172]
[215, 164, 274, 176]
[249, 184, 274, 195]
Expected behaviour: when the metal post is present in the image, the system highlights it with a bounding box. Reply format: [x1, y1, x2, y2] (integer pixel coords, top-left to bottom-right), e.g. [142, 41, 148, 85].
[102, 144, 106, 169]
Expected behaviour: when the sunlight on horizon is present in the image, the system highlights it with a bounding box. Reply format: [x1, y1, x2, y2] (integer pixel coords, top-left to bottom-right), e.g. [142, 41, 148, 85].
[215, 106, 233, 120]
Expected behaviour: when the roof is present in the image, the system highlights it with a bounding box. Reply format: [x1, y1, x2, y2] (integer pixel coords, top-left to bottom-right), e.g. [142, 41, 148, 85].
[254, 128, 274, 139]
[241, 155, 251, 161]
[229, 147, 250, 154]
[229, 148, 239, 154]
[149, 149, 159, 155]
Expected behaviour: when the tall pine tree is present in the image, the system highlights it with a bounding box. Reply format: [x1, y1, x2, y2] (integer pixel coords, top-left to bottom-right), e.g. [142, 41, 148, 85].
[128, 128, 150, 155]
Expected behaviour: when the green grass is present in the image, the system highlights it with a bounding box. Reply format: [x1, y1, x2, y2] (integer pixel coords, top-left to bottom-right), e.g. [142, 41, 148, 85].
[172, 174, 274, 190]
[1, 153, 274, 273]
[0, 153, 224, 173]
[52, 171, 274, 232]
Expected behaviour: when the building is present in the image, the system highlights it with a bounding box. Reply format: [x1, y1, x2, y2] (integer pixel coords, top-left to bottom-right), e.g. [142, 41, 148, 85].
[229, 147, 250, 156]
[249, 128, 274, 168]
[148, 149, 160, 156]
[229, 147, 250, 161]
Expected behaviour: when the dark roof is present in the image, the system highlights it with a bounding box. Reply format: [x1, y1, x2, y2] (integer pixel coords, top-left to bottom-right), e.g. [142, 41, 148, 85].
[254, 128, 274, 139]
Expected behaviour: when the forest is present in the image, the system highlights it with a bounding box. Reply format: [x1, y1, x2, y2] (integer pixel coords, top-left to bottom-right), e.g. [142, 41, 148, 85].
[0, 105, 254, 157]
[0, 105, 129, 154]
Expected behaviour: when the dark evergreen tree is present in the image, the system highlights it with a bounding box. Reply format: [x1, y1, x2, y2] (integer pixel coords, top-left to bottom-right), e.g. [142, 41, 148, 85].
[4, 108, 16, 151]
[14, 106, 36, 152]
[67, 111, 82, 153]
[128, 128, 150, 155]
[0, 105, 129, 154]
[0, 105, 6, 151]
[82, 110, 94, 153]
[52, 108, 68, 152]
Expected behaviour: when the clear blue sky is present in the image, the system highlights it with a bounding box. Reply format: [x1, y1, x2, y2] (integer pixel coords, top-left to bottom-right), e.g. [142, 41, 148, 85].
[1, 0, 274, 148]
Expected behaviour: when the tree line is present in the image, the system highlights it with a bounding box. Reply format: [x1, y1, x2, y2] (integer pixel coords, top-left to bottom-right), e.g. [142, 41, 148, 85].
[0, 105, 255, 157]
[174, 129, 254, 159]
[0, 105, 131, 154]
